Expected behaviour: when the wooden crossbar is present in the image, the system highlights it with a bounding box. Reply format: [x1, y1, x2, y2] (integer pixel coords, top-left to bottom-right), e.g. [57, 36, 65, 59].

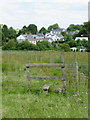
[28, 76, 63, 80]
[26, 63, 65, 68]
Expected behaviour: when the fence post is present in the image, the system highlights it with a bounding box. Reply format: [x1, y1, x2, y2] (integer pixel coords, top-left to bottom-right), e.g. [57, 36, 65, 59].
[75, 61, 79, 95]
[26, 53, 30, 89]
[26, 63, 30, 89]
[61, 52, 66, 93]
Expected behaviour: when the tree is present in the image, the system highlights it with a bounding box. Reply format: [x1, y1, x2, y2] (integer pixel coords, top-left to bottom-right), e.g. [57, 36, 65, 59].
[8, 28, 17, 40]
[81, 39, 88, 48]
[67, 24, 83, 31]
[22, 25, 27, 29]
[2, 39, 17, 50]
[73, 22, 90, 37]
[76, 39, 82, 46]
[39, 27, 47, 35]
[37, 41, 52, 50]
[48, 23, 59, 31]
[65, 34, 73, 42]
[58, 43, 71, 51]
[61, 31, 66, 36]
[28, 24, 37, 34]
[67, 40, 77, 47]
[17, 41, 38, 50]
[2, 25, 9, 45]
[22, 25, 28, 34]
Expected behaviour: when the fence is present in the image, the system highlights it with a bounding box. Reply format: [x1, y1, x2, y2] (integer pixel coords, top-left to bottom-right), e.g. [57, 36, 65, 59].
[26, 52, 82, 94]
[2, 51, 88, 95]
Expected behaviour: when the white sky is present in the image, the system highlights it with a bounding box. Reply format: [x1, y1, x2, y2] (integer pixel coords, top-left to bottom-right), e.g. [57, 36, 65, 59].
[0, 0, 89, 30]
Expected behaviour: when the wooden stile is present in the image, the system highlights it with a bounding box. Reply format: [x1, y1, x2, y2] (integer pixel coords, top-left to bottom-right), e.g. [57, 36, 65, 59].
[26, 52, 66, 93]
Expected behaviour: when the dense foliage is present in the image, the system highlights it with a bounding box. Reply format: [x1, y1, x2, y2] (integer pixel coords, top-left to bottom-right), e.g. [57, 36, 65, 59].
[67, 24, 83, 31]
[39, 27, 47, 35]
[1, 22, 89, 51]
[28, 24, 37, 34]
[48, 23, 59, 31]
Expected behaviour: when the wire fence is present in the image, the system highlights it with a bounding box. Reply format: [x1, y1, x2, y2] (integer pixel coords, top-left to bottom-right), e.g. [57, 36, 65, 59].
[2, 51, 88, 94]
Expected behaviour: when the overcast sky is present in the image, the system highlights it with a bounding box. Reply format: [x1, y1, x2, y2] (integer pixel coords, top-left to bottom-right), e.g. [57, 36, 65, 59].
[0, 0, 89, 30]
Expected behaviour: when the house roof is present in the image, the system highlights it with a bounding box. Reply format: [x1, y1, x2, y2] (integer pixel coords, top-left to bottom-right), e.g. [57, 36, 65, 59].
[80, 48, 86, 50]
[56, 34, 64, 38]
[17, 35, 25, 40]
[70, 47, 77, 49]
[22, 34, 37, 41]
[36, 38, 52, 41]
[51, 28, 64, 32]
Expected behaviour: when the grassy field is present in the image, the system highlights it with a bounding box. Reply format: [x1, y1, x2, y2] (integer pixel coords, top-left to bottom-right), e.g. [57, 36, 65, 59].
[2, 51, 88, 118]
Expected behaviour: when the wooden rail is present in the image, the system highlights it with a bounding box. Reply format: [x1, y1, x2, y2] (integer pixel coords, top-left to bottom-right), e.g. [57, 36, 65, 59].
[26, 63, 65, 67]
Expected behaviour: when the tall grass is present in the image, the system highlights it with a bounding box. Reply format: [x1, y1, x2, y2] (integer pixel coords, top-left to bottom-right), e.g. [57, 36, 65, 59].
[2, 51, 88, 118]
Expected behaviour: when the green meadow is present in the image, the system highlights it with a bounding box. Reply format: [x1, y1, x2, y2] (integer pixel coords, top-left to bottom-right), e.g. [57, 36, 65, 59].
[2, 51, 88, 118]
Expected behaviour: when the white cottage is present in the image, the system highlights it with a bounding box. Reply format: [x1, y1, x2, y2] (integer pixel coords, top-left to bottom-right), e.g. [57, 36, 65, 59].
[70, 47, 77, 51]
[17, 35, 26, 43]
[80, 48, 86, 52]
[17, 34, 37, 45]
[75, 37, 88, 41]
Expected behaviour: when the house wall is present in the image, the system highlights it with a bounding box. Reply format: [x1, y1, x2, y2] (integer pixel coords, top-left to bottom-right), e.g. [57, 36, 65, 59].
[75, 37, 88, 41]
[29, 41, 36, 45]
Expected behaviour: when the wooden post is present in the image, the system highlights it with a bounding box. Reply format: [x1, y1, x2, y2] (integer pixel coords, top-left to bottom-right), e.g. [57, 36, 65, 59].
[61, 52, 66, 93]
[75, 61, 79, 95]
[26, 53, 30, 89]
[26, 64, 30, 89]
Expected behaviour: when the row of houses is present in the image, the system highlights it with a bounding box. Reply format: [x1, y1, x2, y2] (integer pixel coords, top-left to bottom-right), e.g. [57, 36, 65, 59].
[17, 27, 88, 45]
[17, 27, 65, 44]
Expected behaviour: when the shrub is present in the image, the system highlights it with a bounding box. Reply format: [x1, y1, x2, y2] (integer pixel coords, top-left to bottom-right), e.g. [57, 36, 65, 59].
[58, 43, 71, 52]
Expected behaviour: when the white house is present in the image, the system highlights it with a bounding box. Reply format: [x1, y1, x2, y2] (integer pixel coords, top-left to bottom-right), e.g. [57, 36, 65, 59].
[45, 33, 57, 41]
[17, 34, 37, 45]
[70, 47, 77, 51]
[45, 32, 64, 42]
[80, 48, 86, 52]
[17, 35, 26, 43]
[75, 37, 88, 41]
